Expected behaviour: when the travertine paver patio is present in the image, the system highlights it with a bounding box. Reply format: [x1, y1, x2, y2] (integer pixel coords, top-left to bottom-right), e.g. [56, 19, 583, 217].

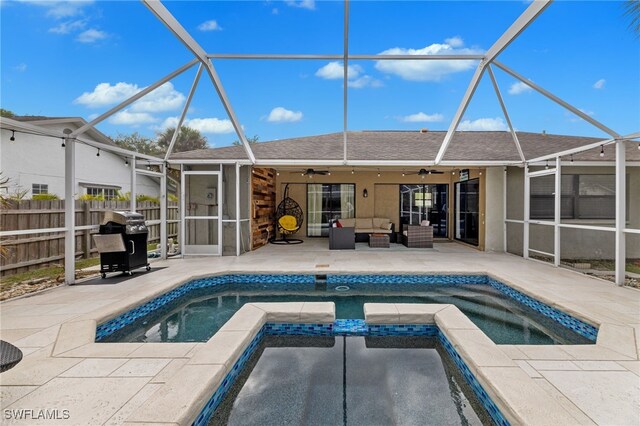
[1, 241, 639, 425]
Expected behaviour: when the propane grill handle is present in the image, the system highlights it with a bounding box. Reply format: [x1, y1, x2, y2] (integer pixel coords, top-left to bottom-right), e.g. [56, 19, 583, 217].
[129, 240, 135, 254]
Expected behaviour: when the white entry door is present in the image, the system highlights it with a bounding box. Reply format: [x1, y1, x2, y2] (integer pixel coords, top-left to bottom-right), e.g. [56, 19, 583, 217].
[181, 170, 222, 256]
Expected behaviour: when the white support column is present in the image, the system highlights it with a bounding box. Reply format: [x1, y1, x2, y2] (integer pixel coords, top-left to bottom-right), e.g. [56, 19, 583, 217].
[180, 164, 185, 259]
[503, 167, 508, 252]
[235, 162, 241, 256]
[615, 139, 626, 285]
[130, 157, 137, 212]
[523, 165, 530, 259]
[160, 163, 168, 260]
[64, 135, 76, 284]
[554, 157, 561, 266]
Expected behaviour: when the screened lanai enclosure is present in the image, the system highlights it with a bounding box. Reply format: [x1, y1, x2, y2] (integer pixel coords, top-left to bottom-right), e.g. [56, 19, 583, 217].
[0, 0, 637, 286]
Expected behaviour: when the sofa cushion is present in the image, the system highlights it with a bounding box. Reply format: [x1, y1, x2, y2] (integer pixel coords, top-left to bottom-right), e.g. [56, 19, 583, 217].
[355, 218, 373, 229]
[372, 218, 387, 229]
[340, 218, 356, 227]
[359, 228, 392, 234]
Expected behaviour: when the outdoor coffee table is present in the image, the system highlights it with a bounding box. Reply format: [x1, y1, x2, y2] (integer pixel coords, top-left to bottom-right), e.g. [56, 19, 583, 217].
[369, 233, 390, 248]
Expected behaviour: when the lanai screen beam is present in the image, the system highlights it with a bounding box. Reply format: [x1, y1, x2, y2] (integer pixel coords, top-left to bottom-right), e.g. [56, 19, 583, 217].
[143, 0, 256, 164]
[70, 59, 198, 138]
[164, 64, 204, 162]
[434, 0, 551, 165]
[493, 61, 621, 139]
[207, 54, 485, 60]
[343, 0, 350, 164]
[487, 65, 526, 162]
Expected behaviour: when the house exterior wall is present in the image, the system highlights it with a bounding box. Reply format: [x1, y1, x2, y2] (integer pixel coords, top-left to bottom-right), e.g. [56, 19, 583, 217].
[505, 165, 640, 259]
[484, 167, 505, 252]
[1, 124, 159, 199]
[274, 168, 486, 250]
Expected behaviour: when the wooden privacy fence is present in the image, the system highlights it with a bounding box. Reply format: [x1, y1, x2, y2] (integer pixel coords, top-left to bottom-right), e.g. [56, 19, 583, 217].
[0, 200, 179, 276]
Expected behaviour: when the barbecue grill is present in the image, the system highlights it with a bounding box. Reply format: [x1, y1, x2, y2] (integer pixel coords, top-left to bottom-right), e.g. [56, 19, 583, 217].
[94, 211, 150, 278]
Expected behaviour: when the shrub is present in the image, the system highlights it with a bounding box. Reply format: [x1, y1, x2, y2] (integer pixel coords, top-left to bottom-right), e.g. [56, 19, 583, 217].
[32, 194, 59, 200]
[136, 194, 159, 203]
[78, 194, 105, 201]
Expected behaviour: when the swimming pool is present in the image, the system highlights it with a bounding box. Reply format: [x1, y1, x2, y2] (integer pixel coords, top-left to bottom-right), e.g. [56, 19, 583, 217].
[97, 274, 597, 345]
[208, 335, 491, 425]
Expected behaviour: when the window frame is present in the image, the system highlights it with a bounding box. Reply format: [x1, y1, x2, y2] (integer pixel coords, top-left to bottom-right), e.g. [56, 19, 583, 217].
[32, 183, 49, 195]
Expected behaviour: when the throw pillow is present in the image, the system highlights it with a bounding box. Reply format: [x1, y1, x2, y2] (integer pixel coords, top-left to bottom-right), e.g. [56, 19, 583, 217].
[421, 220, 430, 226]
[336, 220, 343, 228]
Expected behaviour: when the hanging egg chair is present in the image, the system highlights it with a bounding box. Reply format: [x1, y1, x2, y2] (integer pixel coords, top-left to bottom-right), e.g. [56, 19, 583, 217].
[270, 184, 304, 245]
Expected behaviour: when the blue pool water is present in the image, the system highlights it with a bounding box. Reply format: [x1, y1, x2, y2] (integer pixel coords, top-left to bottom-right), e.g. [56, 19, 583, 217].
[100, 280, 594, 345]
[208, 335, 492, 425]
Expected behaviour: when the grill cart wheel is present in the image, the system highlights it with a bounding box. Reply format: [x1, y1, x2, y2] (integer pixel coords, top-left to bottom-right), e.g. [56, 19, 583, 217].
[146, 264, 151, 271]
[101, 273, 107, 279]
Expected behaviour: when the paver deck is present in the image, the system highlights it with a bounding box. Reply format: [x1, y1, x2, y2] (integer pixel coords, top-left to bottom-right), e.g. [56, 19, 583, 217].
[1, 241, 638, 425]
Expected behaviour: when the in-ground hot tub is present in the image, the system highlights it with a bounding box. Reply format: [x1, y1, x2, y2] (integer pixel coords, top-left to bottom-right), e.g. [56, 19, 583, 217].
[208, 335, 491, 425]
[96, 274, 598, 345]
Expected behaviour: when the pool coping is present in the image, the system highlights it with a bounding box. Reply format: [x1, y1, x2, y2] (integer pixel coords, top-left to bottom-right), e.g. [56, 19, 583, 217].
[41, 270, 639, 425]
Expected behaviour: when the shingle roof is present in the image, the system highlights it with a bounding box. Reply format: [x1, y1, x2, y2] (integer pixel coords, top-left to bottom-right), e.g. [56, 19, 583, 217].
[170, 131, 639, 162]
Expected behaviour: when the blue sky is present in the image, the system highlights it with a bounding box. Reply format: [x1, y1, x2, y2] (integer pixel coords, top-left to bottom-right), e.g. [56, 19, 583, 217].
[1, 0, 639, 150]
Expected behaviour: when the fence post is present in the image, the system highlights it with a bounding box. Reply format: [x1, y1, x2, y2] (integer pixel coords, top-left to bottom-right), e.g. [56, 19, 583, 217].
[83, 201, 91, 259]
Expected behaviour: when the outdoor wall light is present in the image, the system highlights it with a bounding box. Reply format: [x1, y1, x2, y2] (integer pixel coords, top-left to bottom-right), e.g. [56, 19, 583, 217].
[600, 145, 605, 157]
[362, 188, 368, 198]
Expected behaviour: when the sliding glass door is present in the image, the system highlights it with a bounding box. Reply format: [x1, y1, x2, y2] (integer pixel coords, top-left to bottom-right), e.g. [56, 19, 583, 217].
[399, 184, 448, 237]
[307, 184, 355, 237]
[455, 179, 479, 246]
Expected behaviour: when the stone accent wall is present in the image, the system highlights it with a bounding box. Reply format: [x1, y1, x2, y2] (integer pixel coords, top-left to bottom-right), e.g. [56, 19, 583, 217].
[251, 168, 276, 249]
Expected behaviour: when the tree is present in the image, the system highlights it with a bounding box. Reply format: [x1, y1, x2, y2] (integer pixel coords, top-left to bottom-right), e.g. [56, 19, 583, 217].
[157, 126, 208, 153]
[623, 0, 640, 36]
[113, 132, 162, 156]
[0, 108, 15, 118]
[232, 135, 260, 146]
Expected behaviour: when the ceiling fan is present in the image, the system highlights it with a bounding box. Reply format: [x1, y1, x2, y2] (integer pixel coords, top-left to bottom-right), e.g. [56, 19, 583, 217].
[301, 168, 330, 177]
[404, 168, 445, 178]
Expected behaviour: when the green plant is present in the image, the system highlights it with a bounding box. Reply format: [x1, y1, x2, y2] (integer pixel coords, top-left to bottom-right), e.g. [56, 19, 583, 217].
[136, 194, 159, 203]
[168, 193, 178, 202]
[116, 191, 131, 201]
[78, 193, 105, 201]
[32, 193, 59, 200]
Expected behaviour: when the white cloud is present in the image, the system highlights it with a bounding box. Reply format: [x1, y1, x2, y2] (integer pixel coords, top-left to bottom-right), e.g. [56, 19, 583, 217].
[593, 78, 606, 89]
[400, 112, 444, 123]
[75, 82, 140, 107]
[185, 118, 234, 134]
[508, 81, 533, 95]
[74, 82, 185, 113]
[14, 63, 27, 72]
[316, 62, 362, 80]
[458, 117, 507, 131]
[272, 8, 279, 14]
[130, 83, 185, 113]
[157, 116, 235, 134]
[374, 37, 483, 82]
[347, 75, 383, 89]
[197, 20, 222, 31]
[267, 107, 303, 123]
[49, 19, 86, 34]
[285, 0, 315, 10]
[19, 0, 94, 19]
[76, 28, 107, 43]
[444, 36, 464, 48]
[109, 110, 157, 126]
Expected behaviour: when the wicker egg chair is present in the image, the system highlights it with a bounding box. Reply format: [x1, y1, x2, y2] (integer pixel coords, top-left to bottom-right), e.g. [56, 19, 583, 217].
[270, 184, 304, 245]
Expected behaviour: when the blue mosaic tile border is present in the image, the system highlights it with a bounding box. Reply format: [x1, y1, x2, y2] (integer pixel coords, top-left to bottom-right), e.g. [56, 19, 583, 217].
[192, 322, 509, 426]
[95, 274, 314, 341]
[264, 323, 334, 336]
[327, 274, 487, 285]
[192, 327, 265, 426]
[438, 330, 510, 426]
[486, 277, 597, 341]
[96, 273, 597, 343]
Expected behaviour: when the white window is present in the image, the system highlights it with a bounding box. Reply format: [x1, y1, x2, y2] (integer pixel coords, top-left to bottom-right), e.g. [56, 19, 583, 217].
[32, 183, 48, 195]
[86, 187, 117, 200]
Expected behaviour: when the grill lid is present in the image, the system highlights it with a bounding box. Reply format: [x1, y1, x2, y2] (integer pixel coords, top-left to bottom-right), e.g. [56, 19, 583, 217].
[102, 211, 145, 225]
